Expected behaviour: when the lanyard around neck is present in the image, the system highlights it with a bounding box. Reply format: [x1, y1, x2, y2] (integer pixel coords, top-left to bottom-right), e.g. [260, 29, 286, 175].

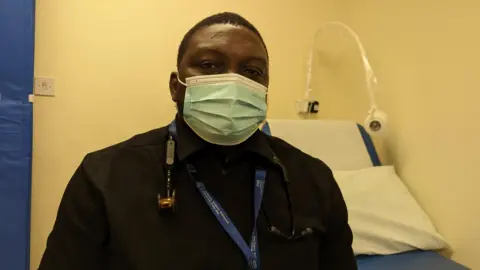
[169, 121, 264, 269]
[187, 164, 265, 270]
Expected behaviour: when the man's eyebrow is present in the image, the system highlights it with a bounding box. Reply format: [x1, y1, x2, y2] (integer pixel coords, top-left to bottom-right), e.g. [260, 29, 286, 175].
[186, 42, 268, 65]
[246, 57, 268, 66]
[189, 47, 225, 57]
[188, 48, 268, 64]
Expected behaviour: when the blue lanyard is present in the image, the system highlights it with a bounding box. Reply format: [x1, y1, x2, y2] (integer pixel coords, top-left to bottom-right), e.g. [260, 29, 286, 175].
[187, 164, 265, 270]
[168, 120, 264, 269]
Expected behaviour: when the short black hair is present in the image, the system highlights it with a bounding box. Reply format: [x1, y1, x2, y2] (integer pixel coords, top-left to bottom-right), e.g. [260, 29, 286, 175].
[177, 12, 268, 67]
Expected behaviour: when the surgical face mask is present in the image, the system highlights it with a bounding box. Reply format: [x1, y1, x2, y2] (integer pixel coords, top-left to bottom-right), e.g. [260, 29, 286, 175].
[178, 73, 267, 146]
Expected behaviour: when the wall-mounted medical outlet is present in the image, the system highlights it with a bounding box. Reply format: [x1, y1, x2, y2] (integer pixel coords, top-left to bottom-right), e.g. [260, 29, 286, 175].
[296, 99, 319, 114]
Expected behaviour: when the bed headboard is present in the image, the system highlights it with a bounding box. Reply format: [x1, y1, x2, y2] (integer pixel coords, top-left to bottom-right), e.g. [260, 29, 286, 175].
[262, 120, 380, 170]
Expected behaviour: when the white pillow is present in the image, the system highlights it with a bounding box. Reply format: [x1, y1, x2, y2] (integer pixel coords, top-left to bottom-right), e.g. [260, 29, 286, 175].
[266, 120, 374, 170]
[333, 166, 448, 255]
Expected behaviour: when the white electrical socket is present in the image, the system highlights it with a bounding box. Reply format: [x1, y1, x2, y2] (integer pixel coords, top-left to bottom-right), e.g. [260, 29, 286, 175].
[34, 77, 55, 96]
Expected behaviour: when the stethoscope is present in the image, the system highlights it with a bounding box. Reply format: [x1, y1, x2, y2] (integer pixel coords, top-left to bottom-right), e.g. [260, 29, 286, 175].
[157, 121, 313, 241]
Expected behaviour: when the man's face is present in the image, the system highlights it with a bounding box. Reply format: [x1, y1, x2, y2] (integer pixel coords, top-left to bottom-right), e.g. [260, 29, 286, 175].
[169, 24, 269, 109]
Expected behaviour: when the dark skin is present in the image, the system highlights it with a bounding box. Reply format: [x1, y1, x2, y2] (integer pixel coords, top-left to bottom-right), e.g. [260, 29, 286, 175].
[169, 24, 269, 112]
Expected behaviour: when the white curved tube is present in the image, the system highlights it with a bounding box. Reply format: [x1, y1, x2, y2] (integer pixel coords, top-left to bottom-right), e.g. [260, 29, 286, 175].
[306, 21, 378, 109]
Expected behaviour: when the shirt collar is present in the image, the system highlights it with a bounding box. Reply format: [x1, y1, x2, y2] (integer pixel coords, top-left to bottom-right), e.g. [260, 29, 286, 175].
[172, 115, 275, 163]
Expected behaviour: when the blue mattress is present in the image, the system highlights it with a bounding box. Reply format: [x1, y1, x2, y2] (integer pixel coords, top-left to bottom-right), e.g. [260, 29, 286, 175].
[356, 251, 469, 270]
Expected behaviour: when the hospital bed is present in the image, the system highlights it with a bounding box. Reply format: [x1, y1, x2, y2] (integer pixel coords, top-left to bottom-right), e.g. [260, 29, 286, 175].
[262, 120, 469, 270]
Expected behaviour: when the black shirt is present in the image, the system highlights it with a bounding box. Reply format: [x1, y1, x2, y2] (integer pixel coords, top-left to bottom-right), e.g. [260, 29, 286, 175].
[39, 116, 357, 270]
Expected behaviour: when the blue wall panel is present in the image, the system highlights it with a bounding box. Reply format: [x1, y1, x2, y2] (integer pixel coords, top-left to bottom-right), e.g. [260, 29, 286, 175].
[0, 103, 33, 270]
[0, 0, 35, 269]
[0, 0, 35, 103]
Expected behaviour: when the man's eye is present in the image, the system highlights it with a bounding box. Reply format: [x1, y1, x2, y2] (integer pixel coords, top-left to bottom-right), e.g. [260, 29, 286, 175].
[245, 68, 263, 77]
[199, 61, 218, 69]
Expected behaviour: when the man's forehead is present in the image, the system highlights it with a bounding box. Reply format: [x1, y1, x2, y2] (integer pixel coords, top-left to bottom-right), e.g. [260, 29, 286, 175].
[185, 24, 268, 59]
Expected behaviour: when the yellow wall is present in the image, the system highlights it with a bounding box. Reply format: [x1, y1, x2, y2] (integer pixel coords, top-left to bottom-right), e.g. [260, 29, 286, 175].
[31, 0, 334, 268]
[313, 0, 479, 268]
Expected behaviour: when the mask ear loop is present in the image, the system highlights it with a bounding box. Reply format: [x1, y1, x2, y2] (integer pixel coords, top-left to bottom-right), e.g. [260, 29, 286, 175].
[177, 73, 187, 87]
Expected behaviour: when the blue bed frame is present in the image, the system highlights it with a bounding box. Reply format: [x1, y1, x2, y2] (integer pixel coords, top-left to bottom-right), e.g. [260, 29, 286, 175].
[262, 121, 469, 270]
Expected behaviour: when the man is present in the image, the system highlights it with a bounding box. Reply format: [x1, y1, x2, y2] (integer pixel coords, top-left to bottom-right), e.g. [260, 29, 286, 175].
[39, 12, 357, 270]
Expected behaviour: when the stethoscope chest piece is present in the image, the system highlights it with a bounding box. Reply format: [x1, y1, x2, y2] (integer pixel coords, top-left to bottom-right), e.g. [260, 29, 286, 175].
[158, 190, 176, 213]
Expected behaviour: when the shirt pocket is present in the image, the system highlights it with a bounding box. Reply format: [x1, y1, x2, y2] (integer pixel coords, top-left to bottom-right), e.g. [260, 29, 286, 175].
[260, 228, 320, 270]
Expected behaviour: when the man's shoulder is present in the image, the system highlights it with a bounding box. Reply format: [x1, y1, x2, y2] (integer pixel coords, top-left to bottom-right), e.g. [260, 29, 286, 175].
[82, 126, 169, 173]
[265, 134, 339, 214]
[265, 134, 335, 190]
[266, 134, 329, 169]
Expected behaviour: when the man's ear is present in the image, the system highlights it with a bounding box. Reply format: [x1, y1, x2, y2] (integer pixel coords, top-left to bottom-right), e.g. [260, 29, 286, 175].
[169, 71, 180, 102]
